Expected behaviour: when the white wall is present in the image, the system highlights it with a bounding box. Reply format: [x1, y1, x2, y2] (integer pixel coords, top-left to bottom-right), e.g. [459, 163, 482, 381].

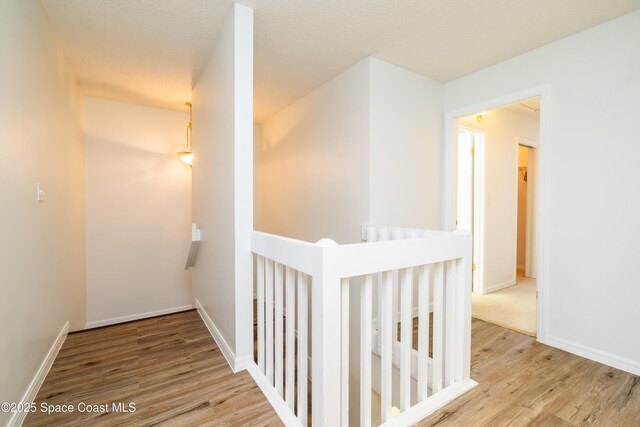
[256, 57, 444, 424]
[369, 58, 443, 230]
[0, 0, 85, 423]
[258, 58, 371, 244]
[257, 57, 444, 244]
[462, 109, 539, 292]
[83, 97, 192, 326]
[445, 11, 640, 373]
[253, 123, 263, 234]
[192, 3, 254, 369]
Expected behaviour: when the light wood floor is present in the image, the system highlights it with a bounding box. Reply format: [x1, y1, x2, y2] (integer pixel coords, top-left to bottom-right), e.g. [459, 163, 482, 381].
[25, 311, 639, 426]
[24, 310, 282, 426]
[417, 318, 640, 426]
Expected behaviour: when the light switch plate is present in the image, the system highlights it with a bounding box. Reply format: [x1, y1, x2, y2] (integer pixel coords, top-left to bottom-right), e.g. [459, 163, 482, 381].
[37, 183, 45, 202]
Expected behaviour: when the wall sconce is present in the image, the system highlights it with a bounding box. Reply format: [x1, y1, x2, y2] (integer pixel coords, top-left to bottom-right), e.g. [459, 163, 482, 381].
[177, 102, 193, 166]
[476, 111, 487, 122]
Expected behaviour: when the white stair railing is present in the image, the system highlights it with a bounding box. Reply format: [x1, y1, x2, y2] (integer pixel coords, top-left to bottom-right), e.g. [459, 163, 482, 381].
[248, 227, 476, 427]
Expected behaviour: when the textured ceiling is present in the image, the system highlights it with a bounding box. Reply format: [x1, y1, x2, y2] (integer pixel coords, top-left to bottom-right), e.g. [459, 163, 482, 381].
[40, 0, 640, 122]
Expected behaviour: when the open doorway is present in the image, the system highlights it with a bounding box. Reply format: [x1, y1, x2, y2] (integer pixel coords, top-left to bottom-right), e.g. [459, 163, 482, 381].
[456, 125, 485, 294]
[455, 97, 540, 337]
[516, 140, 537, 280]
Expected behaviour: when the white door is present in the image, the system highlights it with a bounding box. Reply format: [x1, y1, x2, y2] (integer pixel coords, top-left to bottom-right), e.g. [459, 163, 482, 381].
[457, 130, 478, 290]
[458, 127, 486, 293]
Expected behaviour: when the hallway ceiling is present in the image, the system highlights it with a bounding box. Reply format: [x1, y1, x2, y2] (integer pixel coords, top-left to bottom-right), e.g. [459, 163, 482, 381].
[504, 97, 541, 120]
[40, 0, 640, 122]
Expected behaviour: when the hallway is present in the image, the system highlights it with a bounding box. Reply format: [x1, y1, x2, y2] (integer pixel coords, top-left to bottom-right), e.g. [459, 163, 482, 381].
[24, 311, 281, 426]
[25, 310, 640, 426]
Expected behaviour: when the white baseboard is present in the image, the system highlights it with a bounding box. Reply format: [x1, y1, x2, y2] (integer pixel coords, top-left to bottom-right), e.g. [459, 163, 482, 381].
[85, 305, 194, 329]
[194, 299, 248, 373]
[384, 380, 478, 427]
[541, 335, 640, 376]
[247, 363, 300, 426]
[235, 355, 252, 372]
[8, 321, 69, 427]
[484, 280, 515, 294]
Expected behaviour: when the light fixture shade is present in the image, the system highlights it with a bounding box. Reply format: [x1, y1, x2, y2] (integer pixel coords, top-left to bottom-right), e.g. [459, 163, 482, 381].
[178, 101, 193, 166]
[177, 151, 192, 166]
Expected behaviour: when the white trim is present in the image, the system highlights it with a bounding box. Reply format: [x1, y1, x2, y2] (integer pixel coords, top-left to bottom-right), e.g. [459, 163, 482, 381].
[541, 335, 640, 377]
[8, 322, 69, 427]
[536, 86, 551, 342]
[235, 355, 252, 372]
[457, 124, 486, 294]
[379, 380, 478, 427]
[442, 84, 551, 341]
[85, 305, 194, 329]
[472, 129, 486, 296]
[512, 138, 519, 289]
[247, 362, 302, 426]
[483, 280, 516, 294]
[195, 298, 249, 373]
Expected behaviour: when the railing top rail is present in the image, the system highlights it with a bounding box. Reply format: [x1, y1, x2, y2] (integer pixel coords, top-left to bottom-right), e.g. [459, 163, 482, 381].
[251, 227, 458, 247]
[251, 231, 320, 276]
[251, 230, 318, 247]
[328, 232, 469, 278]
[251, 229, 470, 280]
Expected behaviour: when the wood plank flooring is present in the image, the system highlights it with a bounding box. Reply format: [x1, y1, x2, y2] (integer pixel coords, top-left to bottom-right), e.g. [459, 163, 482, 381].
[24, 310, 639, 426]
[24, 310, 282, 427]
[417, 318, 640, 426]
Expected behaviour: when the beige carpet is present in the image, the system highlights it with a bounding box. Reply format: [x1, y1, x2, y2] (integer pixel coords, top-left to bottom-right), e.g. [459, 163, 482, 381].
[472, 274, 536, 336]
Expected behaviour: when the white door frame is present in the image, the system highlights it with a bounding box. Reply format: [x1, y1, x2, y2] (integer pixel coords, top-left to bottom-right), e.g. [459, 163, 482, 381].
[457, 124, 486, 294]
[441, 85, 551, 341]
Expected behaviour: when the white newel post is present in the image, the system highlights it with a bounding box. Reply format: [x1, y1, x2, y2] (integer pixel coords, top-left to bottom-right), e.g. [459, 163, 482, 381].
[312, 239, 342, 427]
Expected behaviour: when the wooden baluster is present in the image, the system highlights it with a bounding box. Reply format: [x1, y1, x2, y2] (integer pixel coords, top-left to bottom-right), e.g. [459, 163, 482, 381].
[377, 228, 389, 356]
[360, 274, 373, 427]
[417, 264, 430, 401]
[432, 261, 444, 393]
[445, 260, 456, 387]
[400, 267, 413, 410]
[391, 229, 402, 347]
[380, 271, 393, 423]
[275, 263, 284, 396]
[341, 278, 350, 426]
[297, 272, 308, 426]
[257, 255, 265, 373]
[266, 259, 274, 385]
[285, 267, 296, 409]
